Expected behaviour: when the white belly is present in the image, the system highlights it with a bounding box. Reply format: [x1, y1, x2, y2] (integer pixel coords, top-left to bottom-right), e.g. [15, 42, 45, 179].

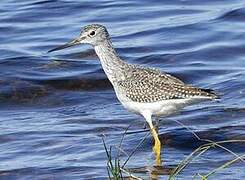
[119, 98, 193, 116]
[114, 87, 210, 117]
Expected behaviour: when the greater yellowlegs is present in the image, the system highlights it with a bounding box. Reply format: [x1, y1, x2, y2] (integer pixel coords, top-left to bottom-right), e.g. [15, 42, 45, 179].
[48, 24, 218, 165]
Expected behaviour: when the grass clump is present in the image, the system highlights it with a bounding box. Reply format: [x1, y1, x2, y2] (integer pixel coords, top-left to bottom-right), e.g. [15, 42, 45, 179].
[102, 125, 148, 179]
[102, 137, 123, 179]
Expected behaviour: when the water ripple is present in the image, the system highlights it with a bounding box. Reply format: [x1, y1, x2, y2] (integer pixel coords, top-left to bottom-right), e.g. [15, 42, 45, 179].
[0, 0, 245, 179]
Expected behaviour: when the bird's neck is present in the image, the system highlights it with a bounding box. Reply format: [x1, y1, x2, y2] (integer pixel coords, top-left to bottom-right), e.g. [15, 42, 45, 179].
[94, 40, 125, 83]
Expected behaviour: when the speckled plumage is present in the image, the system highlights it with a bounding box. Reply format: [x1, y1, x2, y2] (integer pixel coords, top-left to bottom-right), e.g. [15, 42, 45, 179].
[49, 24, 219, 165]
[116, 64, 217, 103]
[49, 24, 218, 109]
[87, 24, 218, 107]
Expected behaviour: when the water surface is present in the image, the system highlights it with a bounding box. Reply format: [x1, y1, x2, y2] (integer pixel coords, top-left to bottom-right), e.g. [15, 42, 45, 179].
[0, 0, 245, 179]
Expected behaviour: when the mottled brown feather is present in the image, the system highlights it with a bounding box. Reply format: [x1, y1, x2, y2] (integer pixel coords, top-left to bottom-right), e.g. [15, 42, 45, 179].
[117, 65, 217, 103]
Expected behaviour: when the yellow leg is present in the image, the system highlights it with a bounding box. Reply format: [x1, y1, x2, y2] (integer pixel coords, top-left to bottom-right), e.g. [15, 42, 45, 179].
[151, 127, 161, 166]
[143, 112, 162, 166]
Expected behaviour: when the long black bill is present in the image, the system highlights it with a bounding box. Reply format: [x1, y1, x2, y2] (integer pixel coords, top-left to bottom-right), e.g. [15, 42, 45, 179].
[48, 37, 83, 53]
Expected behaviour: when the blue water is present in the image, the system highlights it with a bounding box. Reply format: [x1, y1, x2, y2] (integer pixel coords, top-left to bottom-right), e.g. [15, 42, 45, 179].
[0, 0, 245, 179]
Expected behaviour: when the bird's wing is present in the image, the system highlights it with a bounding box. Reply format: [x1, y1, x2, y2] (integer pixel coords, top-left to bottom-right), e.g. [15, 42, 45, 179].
[117, 66, 217, 103]
[124, 65, 185, 85]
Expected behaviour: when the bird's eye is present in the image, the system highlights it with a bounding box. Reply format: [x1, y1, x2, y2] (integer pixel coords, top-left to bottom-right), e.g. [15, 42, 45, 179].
[89, 31, 96, 36]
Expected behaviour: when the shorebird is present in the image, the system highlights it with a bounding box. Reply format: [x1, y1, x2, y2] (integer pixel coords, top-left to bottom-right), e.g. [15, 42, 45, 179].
[48, 24, 218, 165]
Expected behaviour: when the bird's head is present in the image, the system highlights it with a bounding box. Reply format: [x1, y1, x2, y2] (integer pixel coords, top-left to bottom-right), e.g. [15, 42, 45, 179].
[48, 24, 109, 53]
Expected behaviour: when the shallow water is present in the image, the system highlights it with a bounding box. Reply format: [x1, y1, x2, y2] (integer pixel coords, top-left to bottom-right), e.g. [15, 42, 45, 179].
[0, 0, 245, 179]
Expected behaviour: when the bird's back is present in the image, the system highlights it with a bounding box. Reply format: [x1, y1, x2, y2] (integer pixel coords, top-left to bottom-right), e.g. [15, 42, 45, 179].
[114, 64, 218, 103]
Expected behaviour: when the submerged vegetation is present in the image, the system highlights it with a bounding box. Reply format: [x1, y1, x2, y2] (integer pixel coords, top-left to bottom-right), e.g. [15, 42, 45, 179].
[102, 121, 245, 179]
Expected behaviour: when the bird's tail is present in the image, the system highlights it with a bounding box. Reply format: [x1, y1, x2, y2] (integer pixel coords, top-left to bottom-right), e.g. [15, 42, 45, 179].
[200, 88, 220, 99]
